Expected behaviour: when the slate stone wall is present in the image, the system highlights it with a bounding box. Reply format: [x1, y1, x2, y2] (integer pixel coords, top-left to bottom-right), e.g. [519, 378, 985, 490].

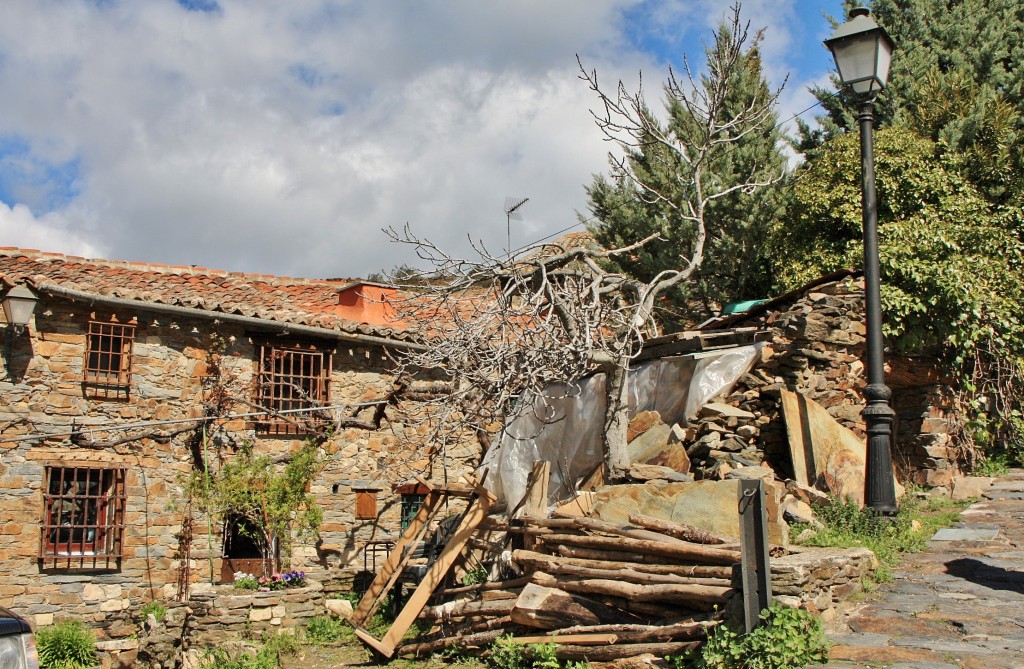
[723, 276, 960, 488]
[0, 298, 478, 630]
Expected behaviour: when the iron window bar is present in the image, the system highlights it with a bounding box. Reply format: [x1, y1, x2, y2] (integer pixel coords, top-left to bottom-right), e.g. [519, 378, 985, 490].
[83, 321, 135, 399]
[256, 343, 332, 435]
[39, 466, 125, 571]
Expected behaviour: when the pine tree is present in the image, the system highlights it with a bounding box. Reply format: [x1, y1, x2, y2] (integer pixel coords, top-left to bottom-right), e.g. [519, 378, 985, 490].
[801, 0, 1023, 202]
[585, 21, 788, 325]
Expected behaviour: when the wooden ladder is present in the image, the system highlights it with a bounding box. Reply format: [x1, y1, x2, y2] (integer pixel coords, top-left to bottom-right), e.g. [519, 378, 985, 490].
[347, 478, 495, 658]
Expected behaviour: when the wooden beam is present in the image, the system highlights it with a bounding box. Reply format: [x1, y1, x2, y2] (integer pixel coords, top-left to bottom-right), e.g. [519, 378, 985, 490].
[511, 633, 619, 645]
[359, 486, 495, 657]
[349, 489, 444, 626]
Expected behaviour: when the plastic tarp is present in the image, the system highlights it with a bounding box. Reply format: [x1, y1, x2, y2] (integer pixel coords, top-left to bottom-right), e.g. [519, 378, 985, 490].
[479, 343, 763, 509]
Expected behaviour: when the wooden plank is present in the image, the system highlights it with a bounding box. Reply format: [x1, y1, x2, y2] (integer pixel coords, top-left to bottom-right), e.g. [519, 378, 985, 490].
[530, 572, 733, 609]
[548, 548, 735, 579]
[525, 516, 692, 546]
[551, 641, 702, 662]
[521, 460, 550, 550]
[627, 514, 732, 545]
[350, 489, 444, 625]
[520, 460, 551, 519]
[510, 583, 642, 629]
[366, 487, 495, 657]
[353, 627, 392, 657]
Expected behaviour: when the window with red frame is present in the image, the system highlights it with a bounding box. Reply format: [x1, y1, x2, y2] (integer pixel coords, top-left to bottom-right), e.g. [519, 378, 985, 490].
[40, 466, 125, 570]
[255, 343, 332, 435]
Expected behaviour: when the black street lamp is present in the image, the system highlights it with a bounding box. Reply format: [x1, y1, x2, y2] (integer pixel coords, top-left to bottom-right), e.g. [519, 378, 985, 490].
[825, 7, 899, 514]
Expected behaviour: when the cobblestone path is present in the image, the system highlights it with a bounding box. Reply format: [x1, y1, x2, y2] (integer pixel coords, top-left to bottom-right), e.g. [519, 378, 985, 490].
[815, 471, 1024, 668]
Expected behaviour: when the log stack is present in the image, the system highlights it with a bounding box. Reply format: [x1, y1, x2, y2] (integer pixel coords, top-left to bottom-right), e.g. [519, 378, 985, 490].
[397, 512, 741, 663]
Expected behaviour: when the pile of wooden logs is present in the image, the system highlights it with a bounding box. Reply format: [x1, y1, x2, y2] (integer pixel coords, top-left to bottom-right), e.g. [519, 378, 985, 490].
[397, 513, 743, 663]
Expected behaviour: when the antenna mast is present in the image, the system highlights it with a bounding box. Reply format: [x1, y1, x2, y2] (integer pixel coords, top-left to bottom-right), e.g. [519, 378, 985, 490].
[503, 196, 530, 255]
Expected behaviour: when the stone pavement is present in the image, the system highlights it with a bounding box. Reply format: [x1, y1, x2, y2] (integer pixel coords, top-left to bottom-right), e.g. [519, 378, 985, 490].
[812, 471, 1024, 669]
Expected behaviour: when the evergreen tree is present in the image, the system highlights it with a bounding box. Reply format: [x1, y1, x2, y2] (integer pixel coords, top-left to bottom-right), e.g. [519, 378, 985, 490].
[585, 21, 788, 325]
[800, 0, 1023, 202]
[770, 126, 1024, 459]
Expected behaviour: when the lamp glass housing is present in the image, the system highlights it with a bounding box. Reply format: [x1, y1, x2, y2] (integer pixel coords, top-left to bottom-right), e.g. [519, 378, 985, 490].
[2, 285, 39, 328]
[825, 9, 894, 97]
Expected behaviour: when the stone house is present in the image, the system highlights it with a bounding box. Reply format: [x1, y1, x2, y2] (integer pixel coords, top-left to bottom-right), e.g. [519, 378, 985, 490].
[0, 248, 480, 631]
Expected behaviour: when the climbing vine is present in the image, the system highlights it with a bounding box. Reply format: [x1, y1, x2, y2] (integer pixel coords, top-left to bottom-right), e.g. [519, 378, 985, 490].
[770, 127, 1024, 463]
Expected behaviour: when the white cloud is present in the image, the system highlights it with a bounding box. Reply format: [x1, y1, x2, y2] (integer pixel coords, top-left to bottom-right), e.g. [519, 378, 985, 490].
[0, 200, 101, 258]
[0, 0, 835, 279]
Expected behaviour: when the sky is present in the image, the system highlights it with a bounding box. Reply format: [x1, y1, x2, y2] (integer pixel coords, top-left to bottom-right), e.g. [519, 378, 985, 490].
[0, 0, 843, 280]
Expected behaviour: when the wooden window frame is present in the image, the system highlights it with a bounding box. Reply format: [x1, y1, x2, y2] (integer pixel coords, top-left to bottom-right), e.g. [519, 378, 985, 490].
[355, 490, 378, 520]
[39, 465, 125, 570]
[83, 320, 135, 399]
[255, 342, 332, 435]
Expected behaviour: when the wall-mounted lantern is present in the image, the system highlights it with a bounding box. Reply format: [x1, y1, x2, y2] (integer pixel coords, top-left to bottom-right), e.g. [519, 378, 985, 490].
[3, 284, 39, 375]
[3, 284, 39, 334]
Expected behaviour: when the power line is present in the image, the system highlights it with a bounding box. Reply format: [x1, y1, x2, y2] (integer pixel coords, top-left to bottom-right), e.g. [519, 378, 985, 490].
[0, 401, 384, 445]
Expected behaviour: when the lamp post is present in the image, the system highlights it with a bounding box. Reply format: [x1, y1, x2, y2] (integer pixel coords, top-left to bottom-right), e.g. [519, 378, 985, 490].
[825, 8, 898, 515]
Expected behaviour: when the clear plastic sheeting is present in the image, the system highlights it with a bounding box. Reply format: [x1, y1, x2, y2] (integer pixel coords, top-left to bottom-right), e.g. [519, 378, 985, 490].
[479, 343, 763, 510]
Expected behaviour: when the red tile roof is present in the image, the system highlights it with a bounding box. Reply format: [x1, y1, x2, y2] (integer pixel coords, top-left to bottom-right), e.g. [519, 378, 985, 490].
[0, 247, 410, 340]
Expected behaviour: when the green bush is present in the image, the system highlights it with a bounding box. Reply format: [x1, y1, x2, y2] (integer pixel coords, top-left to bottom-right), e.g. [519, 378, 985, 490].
[673, 604, 829, 669]
[488, 635, 529, 669]
[139, 600, 168, 623]
[36, 620, 97, 669]
[304, 616, 343, 644]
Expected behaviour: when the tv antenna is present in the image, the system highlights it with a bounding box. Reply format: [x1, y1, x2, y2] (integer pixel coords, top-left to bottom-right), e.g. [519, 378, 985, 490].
[503, 196, 530, 255]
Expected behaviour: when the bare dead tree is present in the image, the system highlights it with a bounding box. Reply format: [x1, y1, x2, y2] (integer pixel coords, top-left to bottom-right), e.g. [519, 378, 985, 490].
[384, 3, 784, 480]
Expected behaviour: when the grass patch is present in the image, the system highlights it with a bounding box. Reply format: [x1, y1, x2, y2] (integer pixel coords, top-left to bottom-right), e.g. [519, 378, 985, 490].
[792, 492, 968, 581]
[198, 632, 300, 669]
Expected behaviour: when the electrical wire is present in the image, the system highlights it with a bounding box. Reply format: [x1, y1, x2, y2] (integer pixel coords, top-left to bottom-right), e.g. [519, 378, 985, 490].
[0, 400, 386, 445]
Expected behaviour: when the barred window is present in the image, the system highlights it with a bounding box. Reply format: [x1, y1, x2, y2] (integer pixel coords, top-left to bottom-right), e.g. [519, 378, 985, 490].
[400, 493, 427, 530]
[40, 466, 125, 570]
[256, 343, 332, 435]
[83, 321, 135, 398]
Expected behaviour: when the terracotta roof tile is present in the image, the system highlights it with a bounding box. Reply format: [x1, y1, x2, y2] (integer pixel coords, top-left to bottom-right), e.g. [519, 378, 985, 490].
[0, 248, 411, 340]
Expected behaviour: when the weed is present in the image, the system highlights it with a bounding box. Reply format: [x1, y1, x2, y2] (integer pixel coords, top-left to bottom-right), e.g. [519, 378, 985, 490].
[487, 635, 591, 669]
[529, 640, 561, 669]
[791, 493, 968, 581]
[36, 619, 97, 669]
[670, 603, 829, 669]
[305, 616, 343, 644]
[139, 600, 168, 623]
[198, 633, 298, 669]
[972, 452, 1010, 476]
[461, 567, 489, 587]
[488, 635, 528, 669]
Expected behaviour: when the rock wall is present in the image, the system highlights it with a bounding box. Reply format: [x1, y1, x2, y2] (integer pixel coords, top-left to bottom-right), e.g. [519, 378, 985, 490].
[767, 546, 878, 623]
[0, 299, 479, 628]
[711, 276, 960, 489]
